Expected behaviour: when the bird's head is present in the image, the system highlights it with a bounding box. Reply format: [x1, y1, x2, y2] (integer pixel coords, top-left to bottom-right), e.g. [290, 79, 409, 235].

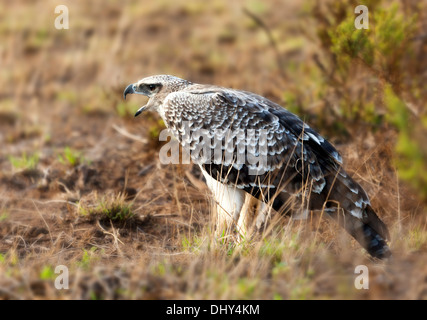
[123, 75, 191, 117]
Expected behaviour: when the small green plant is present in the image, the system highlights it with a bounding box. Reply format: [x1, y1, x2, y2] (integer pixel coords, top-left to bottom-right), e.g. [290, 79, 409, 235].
[259, 233, 300, 263]
[56, 90, 78, 103]
[9, 152, 39, 170]
[97, 201, 133, 222]
[272, 261, 291, 277]
[0, 211, 8, 222]
[39, 265, 55, 280]
[29, 28, 49, 48]
[273, 293, 283, 300]
[3, 250, 19, 266]
[407, 226, 427, 251]
[181, 235, 192, 252]
[151, 262, 167, 276]
[77, 247, 99, 270]
[181, 234, 205, 253]
[80, 194, 135, 223]
[290, 277, 313, 300]
[236, 278, 258, 299]
[58, 147, 89, 167]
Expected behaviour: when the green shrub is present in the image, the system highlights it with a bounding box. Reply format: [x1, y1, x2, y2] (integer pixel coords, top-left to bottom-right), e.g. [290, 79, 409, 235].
[310, 0, 427, 201]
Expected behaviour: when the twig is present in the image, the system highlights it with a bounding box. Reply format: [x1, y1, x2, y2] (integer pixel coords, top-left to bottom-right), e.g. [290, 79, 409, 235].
[153, 215, 194, 229]
[243, 8, 288, 81]
[31, 199, 79, 207]
[112, 124, 148, 144]
[96, 220, 124, 248]
[151, 252, 192, 256]
[32, 201, 54, 244]
[152, 213, 179, 218]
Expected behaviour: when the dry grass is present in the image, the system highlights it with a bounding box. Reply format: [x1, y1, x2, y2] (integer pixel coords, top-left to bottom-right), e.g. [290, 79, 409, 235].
[0, 0, 426, 300]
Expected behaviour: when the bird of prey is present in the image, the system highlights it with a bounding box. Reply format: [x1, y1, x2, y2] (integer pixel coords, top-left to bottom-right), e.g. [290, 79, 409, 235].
[124, 75, 391, 259]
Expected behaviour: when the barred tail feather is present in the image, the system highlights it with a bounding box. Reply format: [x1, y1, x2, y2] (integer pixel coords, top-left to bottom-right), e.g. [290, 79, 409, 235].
[361, 224, 391, 259]
[322, 169, 391, 259]
[327, 206, 391, 259]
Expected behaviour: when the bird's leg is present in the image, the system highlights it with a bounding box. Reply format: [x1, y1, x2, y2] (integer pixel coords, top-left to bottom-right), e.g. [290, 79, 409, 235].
[235, 195, 276, 242]
[201, 168, 245, 241]
[254, 200, 274, 231]
[235, 194, 255, 241]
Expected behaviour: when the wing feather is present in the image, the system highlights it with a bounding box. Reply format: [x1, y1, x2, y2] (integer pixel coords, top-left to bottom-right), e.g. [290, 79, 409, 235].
[162, 87, 342, 199]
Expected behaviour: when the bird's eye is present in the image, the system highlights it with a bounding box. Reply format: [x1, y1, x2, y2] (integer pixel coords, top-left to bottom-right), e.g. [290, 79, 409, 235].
[147, 84, 156, 91]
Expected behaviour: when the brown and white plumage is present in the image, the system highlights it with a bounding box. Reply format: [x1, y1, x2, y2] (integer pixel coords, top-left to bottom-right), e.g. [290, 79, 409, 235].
[124, 75, 391, 258]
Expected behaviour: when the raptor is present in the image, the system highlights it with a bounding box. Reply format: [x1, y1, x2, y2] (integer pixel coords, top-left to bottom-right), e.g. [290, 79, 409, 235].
[124, 75, 391, 259]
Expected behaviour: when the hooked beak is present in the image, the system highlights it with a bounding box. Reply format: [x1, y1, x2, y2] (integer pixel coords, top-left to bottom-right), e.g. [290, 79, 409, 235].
[123, 83, 147, 117]
[123, 83, 135, 100]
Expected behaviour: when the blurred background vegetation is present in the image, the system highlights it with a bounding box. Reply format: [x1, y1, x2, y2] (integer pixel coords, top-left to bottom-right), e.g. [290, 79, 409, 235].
[308, 0, 427, 201]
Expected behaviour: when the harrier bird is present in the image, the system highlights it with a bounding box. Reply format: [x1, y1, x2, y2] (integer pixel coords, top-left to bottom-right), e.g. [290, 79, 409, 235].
[124, 75, 391, 259]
